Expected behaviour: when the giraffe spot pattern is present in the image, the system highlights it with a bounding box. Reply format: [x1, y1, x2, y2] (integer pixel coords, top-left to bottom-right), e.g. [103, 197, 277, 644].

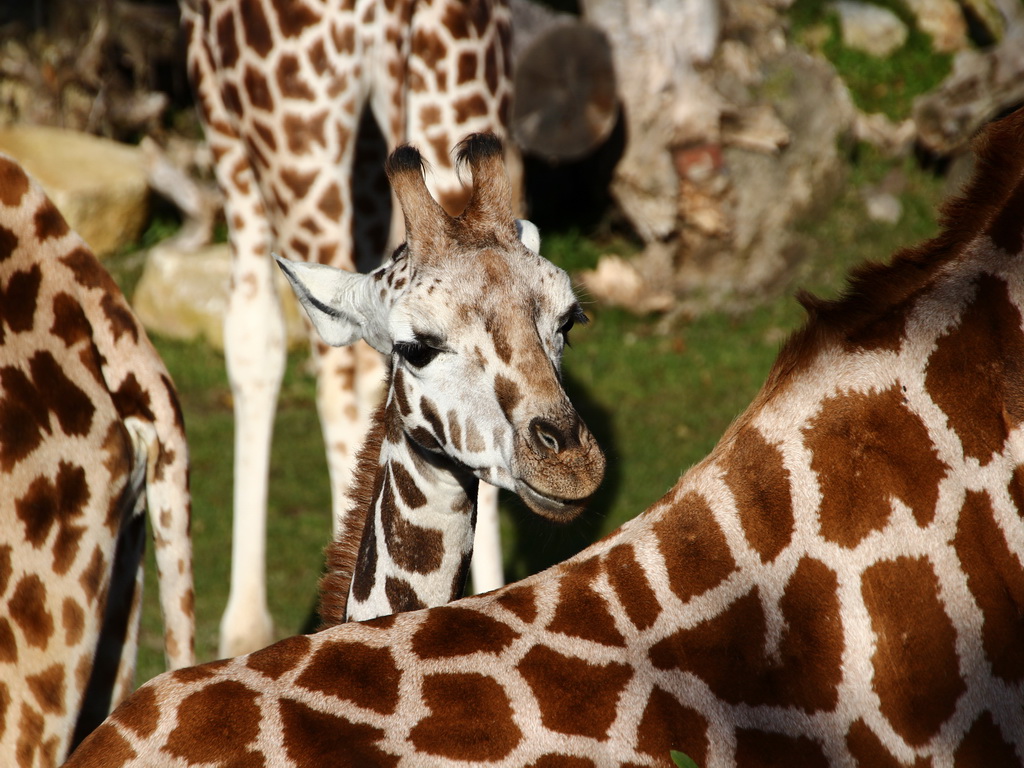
[239, 0, 273, 57]
[635, 686, 709, 765]
[862, 556, 965, 746]
[735, 728, 830, 767]
[518, 645, 633, 740]
[954, 711, 1020, 767]
[301, 110, 331, 153]
[603, 543, 661, 631]
[9, 575, 54, 649]
[280, 166, 317, 197]
[380, 469, 443, 574]
[15, 461, 90, 574]
[60, 602, 83, 651]
[845, 718, 927, 768]
[66, 721, 136, 767]
[654, 492, 736, 603]
[1, 263, 41, 337]
[26, 664, 64, 715]
[494, 373, 522, 421]
[277, 55, 317, 101]
[33, 200, 69, 242]
[526, 757, 596, 768]
[110, 684, 161, 740]
[0, 156, 29, 206]
[411, 605, 519, 658]
[50, 291, 92, 348]
[269, 0, 318, 38]
[246, 633, 312, 680]
[954, 489, 1024, 682]
[295, 640, 401, 715]
[243, 64, 273, 111]
[722, 422, 794, 563]
[495, 583, 538, 623]
[279, 697, 397, 767]
[409, 672, 522, 760]
[0, 224, 18, 266]
[351, 502, 379, 603]
[419, 396, 447, 445]
[485, 313, 513, 364]
[0, 620, 17, 663]
[385, 575, 424, 612]
[0, 545, 9, 596]
[806, 386, 946, 547]
[165, 680, 262, 763]
[391, 462, 426, 509]
[651, 557, 843, 713]
[925, 274, 1024, 461]
[547, 557, 626, 647]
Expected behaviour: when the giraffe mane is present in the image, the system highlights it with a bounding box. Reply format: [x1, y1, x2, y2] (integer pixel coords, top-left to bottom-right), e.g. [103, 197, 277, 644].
[317, 369, 392, 627]
[765, 109, 1024, 395]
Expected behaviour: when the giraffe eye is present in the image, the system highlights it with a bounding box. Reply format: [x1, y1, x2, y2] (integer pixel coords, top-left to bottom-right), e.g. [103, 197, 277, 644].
[558, 305, 588, 347]
[394, 340, 440, 368]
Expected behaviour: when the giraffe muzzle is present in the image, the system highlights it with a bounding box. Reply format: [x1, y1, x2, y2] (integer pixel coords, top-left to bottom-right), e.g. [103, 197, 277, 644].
[513, 413, 605, 522]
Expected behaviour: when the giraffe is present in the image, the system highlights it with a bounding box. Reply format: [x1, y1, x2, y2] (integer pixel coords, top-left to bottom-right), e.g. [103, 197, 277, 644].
[64, 109, 1024, 768]
[0, 153, 195, 767]
[278, 133, 604, 623]
[180, 0, 519, 657]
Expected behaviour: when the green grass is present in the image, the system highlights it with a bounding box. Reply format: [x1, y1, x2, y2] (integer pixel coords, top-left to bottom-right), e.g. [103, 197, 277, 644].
[789, 0, 952, 119]
[127, 136, 947, 685]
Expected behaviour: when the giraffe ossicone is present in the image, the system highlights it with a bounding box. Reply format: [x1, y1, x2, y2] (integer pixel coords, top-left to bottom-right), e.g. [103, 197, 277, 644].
[66, 108, 1024, 768]
[0, 153, 195, 766]
[278, 133, 605, 623]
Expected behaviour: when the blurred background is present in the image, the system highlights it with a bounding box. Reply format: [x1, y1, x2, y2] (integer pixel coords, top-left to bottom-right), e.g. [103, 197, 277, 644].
[1, 0, 1020, 683]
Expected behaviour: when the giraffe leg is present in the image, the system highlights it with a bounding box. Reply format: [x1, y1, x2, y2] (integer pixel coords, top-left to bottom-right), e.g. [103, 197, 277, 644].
[219, 237, 284, 658]
[316, 342, 366, 537]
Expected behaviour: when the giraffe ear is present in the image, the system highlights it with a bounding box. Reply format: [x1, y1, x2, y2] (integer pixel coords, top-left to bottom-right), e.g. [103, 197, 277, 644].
[274, 254, 392, 354]
[516, 219, 540, 253]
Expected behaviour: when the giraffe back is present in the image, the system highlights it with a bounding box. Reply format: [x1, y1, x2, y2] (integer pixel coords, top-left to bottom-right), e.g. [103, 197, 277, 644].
[0, 155, 194, 766]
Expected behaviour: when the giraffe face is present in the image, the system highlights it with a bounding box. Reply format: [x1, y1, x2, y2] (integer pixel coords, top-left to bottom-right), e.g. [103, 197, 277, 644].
[278, 134, 605, 521]
[380, 236, 603, 520]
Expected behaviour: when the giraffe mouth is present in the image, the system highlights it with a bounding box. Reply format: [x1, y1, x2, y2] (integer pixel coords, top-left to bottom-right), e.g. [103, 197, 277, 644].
[517, 481, 586, 522]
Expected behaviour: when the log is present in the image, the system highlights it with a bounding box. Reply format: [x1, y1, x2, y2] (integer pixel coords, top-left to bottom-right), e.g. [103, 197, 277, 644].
[509, 0, 617, 162]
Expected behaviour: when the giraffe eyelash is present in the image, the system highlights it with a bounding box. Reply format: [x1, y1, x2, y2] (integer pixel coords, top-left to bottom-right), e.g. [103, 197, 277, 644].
[558, 305, 588, 346]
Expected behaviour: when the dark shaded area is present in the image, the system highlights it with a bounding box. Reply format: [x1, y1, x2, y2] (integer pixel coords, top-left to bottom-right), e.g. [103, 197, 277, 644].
[71, 504, 146, 751]
[521, 109, 625, 233]
[501, 364, 619, 581]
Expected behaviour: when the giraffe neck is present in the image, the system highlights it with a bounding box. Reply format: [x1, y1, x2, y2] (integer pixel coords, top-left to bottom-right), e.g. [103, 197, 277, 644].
[319, 375, 481, 624]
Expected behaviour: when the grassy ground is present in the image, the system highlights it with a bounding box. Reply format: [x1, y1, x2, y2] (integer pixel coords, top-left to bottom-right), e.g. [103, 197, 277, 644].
[126, 140, 949, 684]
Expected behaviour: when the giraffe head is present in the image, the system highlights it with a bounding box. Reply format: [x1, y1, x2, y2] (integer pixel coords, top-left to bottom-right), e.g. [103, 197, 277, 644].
[277, 134, 605, 520]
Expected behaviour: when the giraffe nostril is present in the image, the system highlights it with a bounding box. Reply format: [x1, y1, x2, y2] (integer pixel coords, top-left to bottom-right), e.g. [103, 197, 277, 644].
[530, 418, 562, 455]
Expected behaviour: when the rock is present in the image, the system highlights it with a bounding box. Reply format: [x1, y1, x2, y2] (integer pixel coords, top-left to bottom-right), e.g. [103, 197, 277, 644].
[913, 19, 1024, 155]
[580, 0, 856, 315]
[132, 242, 307, 351]
[0, 125, 149, 258]
[959, 0, 1005, 44]
[853, 111, 917, 156]
[581, 0, 723, 242]
[579, 254, 674, 314]
[902, 0, 968, 52]
[862, 190, 903, 223]
[832, 1, 908, 57]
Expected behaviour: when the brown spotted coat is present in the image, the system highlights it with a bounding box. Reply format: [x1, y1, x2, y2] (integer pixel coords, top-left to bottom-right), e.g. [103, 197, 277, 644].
[0, 155, 194, 767]
[64, 105, 1024, 768]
